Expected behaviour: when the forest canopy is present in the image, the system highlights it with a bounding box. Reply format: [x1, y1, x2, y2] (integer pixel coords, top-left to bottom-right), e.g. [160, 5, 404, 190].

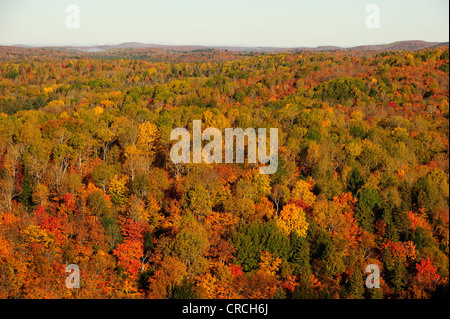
[0, 45, 448, 299]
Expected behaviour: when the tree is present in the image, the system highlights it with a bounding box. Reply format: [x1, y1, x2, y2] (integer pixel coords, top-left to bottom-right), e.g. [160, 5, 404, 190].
[170, 278, 198, 299]
[289, 232, 312, 278]
[346, 167, 365, 194]
[0, 43, 448, 299]
[291, 179, 316, 207]
[348, 268, 365, 299]
[18, 167, 33, 209]
[232, 220, 290, 272]
[92, 162, 115, 193]
[276, 203, 309, 237]
[109, 175, 128, 206]
[415, 258, 441, 291]
[136, 121, 159, 159]
[391, 258, 408, 294]
[113, 218, 150, 278]
[148, 256, 187, 299]
[169, 218, 209, 276]
[355, 187, 383, 232]
[270, 184, 290, 214]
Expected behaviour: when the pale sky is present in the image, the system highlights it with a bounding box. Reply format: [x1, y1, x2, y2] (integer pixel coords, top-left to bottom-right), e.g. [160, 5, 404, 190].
[0, 0, 448, 47]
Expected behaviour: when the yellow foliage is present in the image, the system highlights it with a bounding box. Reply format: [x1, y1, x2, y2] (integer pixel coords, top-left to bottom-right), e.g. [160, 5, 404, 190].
[350, 110, 364, 121]
[196, 272, 217, 299]
[109, 175, 128, 206]
[306, 141, 321, 165]
[124, 144, 142, 159]
[291, 179, 316, 206]
[32, 183, 49, 206]
[92, 106, 104, 116]
[203, 109, 216, 127]
[100, 99, 115, 108]
[43, 86, 53, 94]
[321, 118, 331, 127]
[392, 127, 408, 139]
[258, 251, 282, 275]
[22, 225, 53, 247]
[137, 122, 159, 157]
[145, 196, 162, 226]
[345, 141, 363, 157]
[276, 203, 308, 237]
[46, 99, 65, 108]
[252, 173, 271, 200]
[428, 168, 450, 198]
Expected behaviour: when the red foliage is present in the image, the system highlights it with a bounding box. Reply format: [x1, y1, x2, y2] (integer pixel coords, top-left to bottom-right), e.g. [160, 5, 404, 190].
[229, 264, 243, 277]
[416, 259, 441, 288]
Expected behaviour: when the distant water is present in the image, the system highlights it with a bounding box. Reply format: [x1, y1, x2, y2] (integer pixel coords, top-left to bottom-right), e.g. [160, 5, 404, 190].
[76, 47, 105, 52]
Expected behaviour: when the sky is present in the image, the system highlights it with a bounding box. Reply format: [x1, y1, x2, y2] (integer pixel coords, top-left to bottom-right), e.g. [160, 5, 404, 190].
[0, 0, 448, 47]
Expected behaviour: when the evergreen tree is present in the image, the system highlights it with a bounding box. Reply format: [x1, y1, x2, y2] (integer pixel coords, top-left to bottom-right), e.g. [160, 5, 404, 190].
[414, 228, 424, 252]
[398, 180, 413, 212]
[232, 220, 291, 271]
[273, 287, 287, 299]
[18, 167, 33, 210]
[369, 286, 384, 299]
[355, 204, 376, 233]
[346, 167, 365, 194]
[292, 282, 315, 299]
[391, 258, 408, 294]
[289, 232, 312, 277]
[170, 278, 197, 299]
[348, 268, 365, 299]
[384, 223, 400, 242]
[355, 187, 383, 232]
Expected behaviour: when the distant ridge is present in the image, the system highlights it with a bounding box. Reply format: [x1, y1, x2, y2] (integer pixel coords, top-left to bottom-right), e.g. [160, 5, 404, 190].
[3, 40, 448, 53]
[347, 40, 447, 52]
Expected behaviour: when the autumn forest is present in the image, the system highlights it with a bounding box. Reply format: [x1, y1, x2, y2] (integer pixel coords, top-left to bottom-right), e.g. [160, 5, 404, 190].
[0, 44, 448, 299]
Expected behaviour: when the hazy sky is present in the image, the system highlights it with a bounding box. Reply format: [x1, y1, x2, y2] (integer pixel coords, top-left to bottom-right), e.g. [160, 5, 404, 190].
[0, 0, 448, 47]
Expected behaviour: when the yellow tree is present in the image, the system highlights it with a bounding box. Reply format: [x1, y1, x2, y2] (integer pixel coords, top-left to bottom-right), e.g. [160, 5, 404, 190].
[276, 203, 308, 237]
[258, 251, 282, 275]
[109, 175, 128, 207]
[291, 179, 316, 207]
[136, 122, 159, 159]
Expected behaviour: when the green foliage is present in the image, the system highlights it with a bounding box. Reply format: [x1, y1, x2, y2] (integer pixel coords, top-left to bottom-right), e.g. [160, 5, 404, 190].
[391, 258, 408, 293]
[18, 167, 34, 210]
[346, 167, 365, 194]
[170, 278, 198, 299]
[348, 268, 365, 299]
[101, 216, 123, 251]
[292, 282, 315, 299]
[349, 126, 366, 139]
[92, 163, 116, 192]
[289, 232, 312, 277]
[231, 220, 291, 271]
[314, 77, 368, 104]
[87, 190, 111, 217]
[355, 187, 383, 232]
[5, 69, 19, 79]
[168, 218, 209, 275]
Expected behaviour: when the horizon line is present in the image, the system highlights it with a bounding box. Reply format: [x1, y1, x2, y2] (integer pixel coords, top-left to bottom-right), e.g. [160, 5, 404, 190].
[1, 39, 449, 50]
